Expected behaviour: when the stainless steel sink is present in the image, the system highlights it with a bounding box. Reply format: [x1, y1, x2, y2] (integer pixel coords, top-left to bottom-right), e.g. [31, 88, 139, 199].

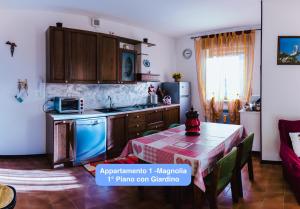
[95, 104, 159, 113]
[95, 108, 122, 113]
[116, 107, 142, 111]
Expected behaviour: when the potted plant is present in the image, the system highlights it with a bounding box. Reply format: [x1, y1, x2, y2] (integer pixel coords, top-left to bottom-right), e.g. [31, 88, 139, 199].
[172, 72, 182, 82]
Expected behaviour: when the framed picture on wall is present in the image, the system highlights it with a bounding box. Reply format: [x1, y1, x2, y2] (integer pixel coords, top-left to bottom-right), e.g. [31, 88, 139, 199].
[120, 49, 136, 82]
[278, 36, 300, 65]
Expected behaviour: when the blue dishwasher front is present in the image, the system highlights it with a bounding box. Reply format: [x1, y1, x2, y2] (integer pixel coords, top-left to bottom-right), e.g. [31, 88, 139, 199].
[74, 117, 106, 165]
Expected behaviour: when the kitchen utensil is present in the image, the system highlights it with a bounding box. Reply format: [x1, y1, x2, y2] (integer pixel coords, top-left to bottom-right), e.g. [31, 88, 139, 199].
[163, 96, 171, 105]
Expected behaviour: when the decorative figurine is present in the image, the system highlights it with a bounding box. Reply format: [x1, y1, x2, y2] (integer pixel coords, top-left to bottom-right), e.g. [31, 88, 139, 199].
[185, 107, 200, 136]
[6, 41, 17, 57]
[143, 38, 148, 43]
[56, 22, 63, 28]
[162, 95, 171, 105]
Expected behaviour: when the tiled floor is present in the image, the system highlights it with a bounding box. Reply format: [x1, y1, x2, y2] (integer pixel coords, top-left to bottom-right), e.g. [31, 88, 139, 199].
[0, 155, 299, 209]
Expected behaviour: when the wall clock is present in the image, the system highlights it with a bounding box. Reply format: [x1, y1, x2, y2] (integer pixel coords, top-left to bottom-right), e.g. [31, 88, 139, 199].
[183, 48, 192, 59]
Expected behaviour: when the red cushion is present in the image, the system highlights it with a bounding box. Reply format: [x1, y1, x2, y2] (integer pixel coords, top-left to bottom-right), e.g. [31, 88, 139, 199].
[278, 120, 300, 203]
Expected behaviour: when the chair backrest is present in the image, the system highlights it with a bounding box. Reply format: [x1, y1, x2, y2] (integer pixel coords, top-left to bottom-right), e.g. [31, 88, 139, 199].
[278, 119, 300, 148]
[215, 147, 238, 191]
[168, 123, 181, 129]
[142, 130, 159, 137]
[238, 133, 254, 166]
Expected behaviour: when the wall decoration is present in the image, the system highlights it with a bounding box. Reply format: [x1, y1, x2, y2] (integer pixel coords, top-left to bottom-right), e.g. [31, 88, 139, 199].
[6, 41, 17, 57]
[278, 36, 300, 65]
[182, 48, 192, 59]
[143, 59, 151, 67]
[15, 79, 28, 103]
[120, 49, 136, 82]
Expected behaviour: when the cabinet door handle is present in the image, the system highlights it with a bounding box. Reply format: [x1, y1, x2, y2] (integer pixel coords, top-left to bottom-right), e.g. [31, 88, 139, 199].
[55, 120, 67, 125]
[136, 115, 140, 118]
[136, 124, 139, 127]
[155, 110, 158, 113]
[65, 80, 68, 83]
[136, 133, 140, 136]
[155, 126, 158, 129]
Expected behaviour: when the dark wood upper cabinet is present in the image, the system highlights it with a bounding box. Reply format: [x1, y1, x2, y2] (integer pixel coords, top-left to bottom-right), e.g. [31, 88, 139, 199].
[46, 27, 67, 83]
[46, 26, 140, 84]
[119, 49, 137, 83]
[100, 36, 118, 83]
[67, 30, 99, 83]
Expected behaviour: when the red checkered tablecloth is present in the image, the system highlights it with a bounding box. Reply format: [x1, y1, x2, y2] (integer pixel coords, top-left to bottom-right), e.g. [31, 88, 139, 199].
[120, 122, 244, 191]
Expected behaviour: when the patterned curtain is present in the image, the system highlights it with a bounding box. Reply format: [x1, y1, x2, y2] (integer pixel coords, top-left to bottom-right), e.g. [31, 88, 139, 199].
[194, 31, 256, 123]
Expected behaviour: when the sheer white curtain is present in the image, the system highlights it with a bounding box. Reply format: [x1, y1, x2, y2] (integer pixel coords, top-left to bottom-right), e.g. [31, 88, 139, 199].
[206, 54, 245, 101]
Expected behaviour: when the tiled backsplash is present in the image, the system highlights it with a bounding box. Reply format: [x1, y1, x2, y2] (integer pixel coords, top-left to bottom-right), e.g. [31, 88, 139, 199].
[46, 83, 159, 110]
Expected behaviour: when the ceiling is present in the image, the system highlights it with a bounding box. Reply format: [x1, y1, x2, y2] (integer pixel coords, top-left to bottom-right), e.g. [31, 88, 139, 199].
[0, 0, 261, 37]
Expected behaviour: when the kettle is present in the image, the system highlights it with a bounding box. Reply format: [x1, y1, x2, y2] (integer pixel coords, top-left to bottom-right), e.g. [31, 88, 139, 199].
[163, 96, 171, 105]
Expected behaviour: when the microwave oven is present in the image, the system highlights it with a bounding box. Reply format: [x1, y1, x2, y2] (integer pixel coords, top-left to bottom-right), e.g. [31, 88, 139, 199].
[54, 97, 84, 113]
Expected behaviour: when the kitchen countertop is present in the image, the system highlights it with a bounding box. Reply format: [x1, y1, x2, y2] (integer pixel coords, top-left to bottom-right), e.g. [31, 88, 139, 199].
[48, 103, 180, 121]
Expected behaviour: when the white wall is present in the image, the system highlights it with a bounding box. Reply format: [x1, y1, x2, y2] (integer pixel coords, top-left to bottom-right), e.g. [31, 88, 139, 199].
[262, 0, 300, 161]
[175, 31, 261, 121]
[0, 9, 176, 155]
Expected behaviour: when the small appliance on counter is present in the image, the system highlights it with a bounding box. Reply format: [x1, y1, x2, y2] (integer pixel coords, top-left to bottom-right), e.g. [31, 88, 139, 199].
[162, 96, 171, 105]
[161, 82, 191, 123]
[148, 84, 158, 105]
[185, 107, 200, 136]
[54, 97, 84, 113]
[243, 95, 261, 112]
[149, 94, 158, 104]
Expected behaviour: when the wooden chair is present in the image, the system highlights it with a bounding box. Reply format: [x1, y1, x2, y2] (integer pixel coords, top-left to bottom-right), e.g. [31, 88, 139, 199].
[138, 130, 160, 200]
[142, 130, 159, 136]
[0, 185, 16, 209]
[168, 123, 181, 129]
[236, 133, 254, 197]
[204, 147, 239, 209]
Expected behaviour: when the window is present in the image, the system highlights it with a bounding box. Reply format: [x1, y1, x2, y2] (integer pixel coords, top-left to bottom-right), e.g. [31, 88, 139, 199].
[205, 54, 245, 101]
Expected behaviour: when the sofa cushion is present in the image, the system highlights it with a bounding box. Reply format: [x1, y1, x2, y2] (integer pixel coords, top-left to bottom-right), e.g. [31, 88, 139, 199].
[288, 133, 300, 157]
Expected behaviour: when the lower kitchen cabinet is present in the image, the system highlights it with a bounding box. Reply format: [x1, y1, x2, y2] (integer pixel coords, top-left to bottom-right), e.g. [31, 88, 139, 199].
[46, 105, 180, 166]
[106, 106, 180, 158]
[126, 112, 146, 139]
[163, 106, 180, 129]
[106, 114, 127, 158]
[46, 115, 75, 168]
[146, 109, 164, 131]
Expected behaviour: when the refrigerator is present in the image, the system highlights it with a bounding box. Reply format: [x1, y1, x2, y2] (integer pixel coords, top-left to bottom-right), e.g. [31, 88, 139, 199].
[161, 82, 191, 124]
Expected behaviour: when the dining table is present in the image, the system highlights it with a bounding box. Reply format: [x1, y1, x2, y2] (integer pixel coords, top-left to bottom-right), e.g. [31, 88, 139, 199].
[120, 122, 244, 208]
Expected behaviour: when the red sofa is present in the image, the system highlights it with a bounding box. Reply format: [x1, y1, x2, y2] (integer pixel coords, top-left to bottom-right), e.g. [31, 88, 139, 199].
[278, 120, 300, 203]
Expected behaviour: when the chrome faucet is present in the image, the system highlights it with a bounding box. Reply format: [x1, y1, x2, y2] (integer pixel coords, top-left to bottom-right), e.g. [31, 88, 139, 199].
[108, 96, 113, 109]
